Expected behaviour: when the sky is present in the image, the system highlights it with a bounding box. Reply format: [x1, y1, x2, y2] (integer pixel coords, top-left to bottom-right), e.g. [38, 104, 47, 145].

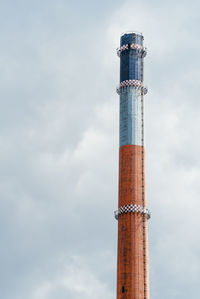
[0, 0, 200, 298]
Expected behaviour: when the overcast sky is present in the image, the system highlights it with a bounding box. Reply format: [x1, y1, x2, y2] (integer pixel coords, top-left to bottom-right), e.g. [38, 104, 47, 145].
[0, 0, 200, 298]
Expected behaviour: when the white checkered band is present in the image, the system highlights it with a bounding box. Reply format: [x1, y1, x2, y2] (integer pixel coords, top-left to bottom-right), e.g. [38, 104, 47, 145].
[120, 79, 144, 88]
[116, 44, 147, 57]
[116, 80, 148, 95]
[114, 204, 151, 220]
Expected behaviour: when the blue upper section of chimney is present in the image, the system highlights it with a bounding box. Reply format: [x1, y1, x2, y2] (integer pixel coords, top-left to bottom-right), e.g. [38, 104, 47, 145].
[120, 32, 143, 83]
[120, 32, 143, 47]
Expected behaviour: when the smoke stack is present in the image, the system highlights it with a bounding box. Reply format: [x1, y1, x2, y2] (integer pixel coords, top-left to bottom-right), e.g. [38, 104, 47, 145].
[115, 31, 150, 299]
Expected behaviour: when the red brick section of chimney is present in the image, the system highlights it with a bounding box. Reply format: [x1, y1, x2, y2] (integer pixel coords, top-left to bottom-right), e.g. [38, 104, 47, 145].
[117, 145, 150, 299]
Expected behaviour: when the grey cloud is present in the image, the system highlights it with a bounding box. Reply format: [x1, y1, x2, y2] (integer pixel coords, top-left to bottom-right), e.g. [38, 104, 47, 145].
[0, 0, 200, 298]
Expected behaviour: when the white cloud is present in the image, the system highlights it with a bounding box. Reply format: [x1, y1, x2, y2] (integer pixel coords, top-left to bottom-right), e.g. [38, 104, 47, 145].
[0, 0, 200, 298]
[31, 255, 114, 299]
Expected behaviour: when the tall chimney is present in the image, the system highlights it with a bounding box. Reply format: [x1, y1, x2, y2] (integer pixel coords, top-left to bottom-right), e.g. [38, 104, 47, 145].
[115, 31, 150, 299]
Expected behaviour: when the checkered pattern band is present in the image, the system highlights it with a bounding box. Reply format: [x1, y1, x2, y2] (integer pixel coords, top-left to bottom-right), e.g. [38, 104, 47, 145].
[121, 79, 144, 88]
[116, 80, 148, 95]
[117, 44, 147, 57]
[114, 204, 151, 220]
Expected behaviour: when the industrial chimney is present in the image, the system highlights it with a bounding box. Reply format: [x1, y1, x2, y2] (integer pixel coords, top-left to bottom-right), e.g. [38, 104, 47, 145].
[115, 31, 150, 299]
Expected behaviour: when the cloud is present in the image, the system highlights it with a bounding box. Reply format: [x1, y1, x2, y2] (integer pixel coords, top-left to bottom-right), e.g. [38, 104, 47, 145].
[0, 0, 200, 298]
[30, 255, 113, 299]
